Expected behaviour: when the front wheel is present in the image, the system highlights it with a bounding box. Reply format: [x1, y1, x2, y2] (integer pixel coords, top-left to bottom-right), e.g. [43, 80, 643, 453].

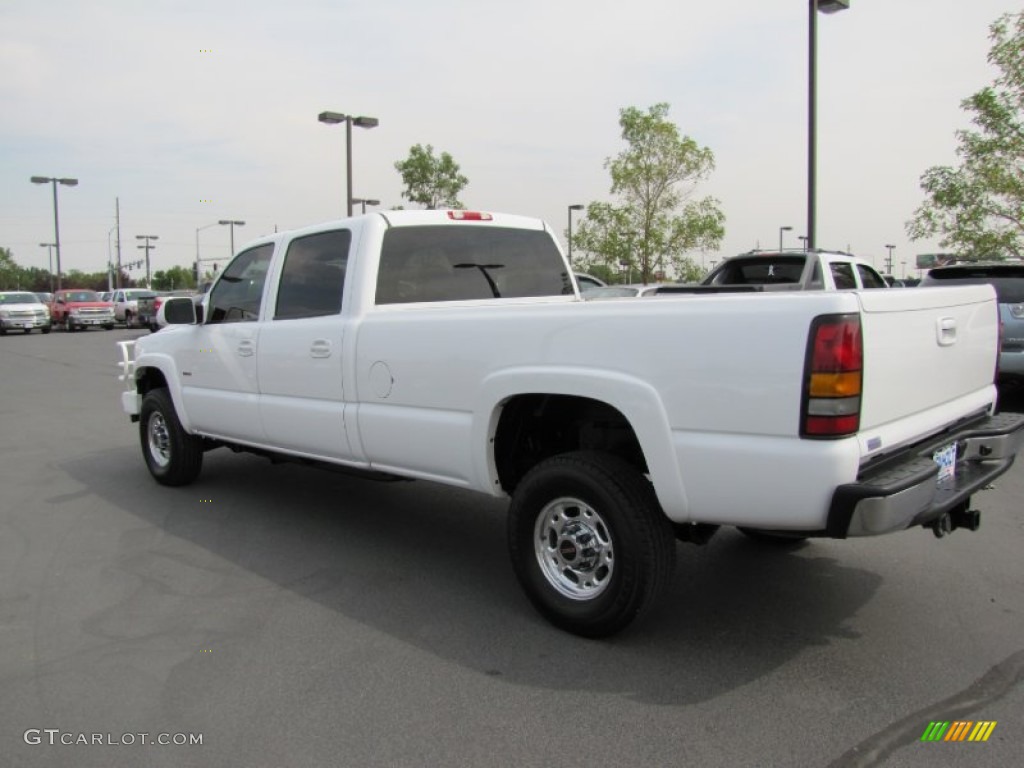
[65, 318, 75, 332]
[139, 388, 203, 486]
[508, 451, 676, 638]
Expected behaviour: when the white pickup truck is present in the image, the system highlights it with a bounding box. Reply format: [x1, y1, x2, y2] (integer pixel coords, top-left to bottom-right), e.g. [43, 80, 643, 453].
[117, 210, 1024, 637]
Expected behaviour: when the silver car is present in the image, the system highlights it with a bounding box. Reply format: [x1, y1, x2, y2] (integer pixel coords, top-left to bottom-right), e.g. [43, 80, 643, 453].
[921, 263, 1024, 385]
[0, 291, 52, 335]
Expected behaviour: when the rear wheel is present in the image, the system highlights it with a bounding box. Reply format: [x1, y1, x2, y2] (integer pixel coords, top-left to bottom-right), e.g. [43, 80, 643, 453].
[42, 327, 51, 334]
[508, 451, 676, 638]
[140, 388, 203, 486]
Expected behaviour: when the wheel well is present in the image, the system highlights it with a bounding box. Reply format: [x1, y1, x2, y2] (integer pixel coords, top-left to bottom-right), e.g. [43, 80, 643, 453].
[493, 395, 647, 493]
[135, 367, 168, 397]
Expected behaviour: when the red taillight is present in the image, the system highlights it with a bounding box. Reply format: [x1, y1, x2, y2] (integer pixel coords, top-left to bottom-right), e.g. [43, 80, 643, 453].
[447, 211, 492, 221]
[802, 314, 862, 438]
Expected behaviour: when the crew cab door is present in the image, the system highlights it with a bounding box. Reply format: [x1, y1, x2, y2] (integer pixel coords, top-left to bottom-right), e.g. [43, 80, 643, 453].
[179, 243, 273, 443]
[256, 228, 354, 460]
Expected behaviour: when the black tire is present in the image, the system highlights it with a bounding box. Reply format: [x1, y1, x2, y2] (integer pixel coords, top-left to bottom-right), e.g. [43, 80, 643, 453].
[42, 327, 51, 335]
[0, 328, 6, 336]
[66, 318, 75, 332]
[104, 324, 114, 331]
[139, 388, 203, 486]
[737, 527, 809, 547]
[124, 311, 133, 328]
[508, 451, 676, 638]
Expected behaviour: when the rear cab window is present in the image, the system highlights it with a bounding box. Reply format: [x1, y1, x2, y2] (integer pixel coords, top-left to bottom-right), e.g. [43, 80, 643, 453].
[375, 225, 573, 304]
[704, 256, 808, 286]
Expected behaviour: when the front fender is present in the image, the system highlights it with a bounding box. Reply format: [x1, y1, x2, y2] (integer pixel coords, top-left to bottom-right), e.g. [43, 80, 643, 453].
[471, 366, 690, 520]
[134, 352, 194, 433]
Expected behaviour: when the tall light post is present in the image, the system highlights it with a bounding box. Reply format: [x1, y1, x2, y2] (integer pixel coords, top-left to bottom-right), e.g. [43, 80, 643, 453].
[567, 204, 584, 264]
[807, 0, 850, 250]
[351, 197, 380, 214]
[39, 243, 56, 292]
[218, 220, 245, 258]
[318, 111, 379, 217]
[885, 243, 895, 274]
[779, 225, 793, 253]
[798, 235, 809, 252]
[107, 225, 117, 291]
[136, 235, 158, 287]
[196, 221, 220, 283]
[30, 176, 78, 291]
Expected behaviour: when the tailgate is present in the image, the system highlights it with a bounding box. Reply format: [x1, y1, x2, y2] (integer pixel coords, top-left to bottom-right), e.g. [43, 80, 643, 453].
[856, 285, 998, 447]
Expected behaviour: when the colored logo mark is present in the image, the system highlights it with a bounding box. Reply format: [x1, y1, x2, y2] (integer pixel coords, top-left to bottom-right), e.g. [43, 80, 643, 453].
[920, 721, 997, 742]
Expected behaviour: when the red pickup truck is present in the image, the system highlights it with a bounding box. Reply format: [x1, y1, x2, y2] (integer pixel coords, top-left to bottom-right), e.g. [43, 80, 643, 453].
[50, 289, 116, 331]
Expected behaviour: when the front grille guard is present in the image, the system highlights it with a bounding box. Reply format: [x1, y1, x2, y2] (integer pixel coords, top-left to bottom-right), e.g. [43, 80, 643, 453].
[117, 340, 136, 391]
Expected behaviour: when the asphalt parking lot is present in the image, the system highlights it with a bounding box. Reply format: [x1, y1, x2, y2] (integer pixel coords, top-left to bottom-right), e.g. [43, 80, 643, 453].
[2, 328, 1022, 767]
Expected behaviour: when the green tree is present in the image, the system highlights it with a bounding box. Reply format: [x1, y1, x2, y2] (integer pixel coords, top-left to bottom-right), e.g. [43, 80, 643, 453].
[152, 266, 195, 291]
[908, 12, 1024, 260]
[572, 104, 725, 283]
[0, 247, 20, 289]
[394, 143, 468, 209]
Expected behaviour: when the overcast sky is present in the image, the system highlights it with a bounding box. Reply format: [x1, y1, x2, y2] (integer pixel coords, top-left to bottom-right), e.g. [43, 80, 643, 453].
[2, 0, 1020, 280]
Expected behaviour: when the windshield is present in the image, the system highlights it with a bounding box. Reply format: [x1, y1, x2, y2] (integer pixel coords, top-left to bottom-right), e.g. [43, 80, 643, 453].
[0, 292, 40, 305]
[63, 291, 100, 302]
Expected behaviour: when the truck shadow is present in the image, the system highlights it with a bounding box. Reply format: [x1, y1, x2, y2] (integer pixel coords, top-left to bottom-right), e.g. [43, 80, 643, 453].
[64, 449, 882, 707]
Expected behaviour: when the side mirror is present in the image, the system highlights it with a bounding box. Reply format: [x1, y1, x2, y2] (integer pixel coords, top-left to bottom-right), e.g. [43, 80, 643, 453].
[159, 296, 198, 326]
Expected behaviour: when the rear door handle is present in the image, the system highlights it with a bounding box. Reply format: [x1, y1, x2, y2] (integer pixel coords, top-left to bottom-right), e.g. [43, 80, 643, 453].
[237, 339, 255, 357]
[310, 339, 332, 358]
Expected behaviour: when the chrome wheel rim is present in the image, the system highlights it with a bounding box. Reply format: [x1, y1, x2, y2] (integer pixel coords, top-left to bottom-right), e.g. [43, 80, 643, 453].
[534, 497, 614, 600]
[147, 411, 171, 468]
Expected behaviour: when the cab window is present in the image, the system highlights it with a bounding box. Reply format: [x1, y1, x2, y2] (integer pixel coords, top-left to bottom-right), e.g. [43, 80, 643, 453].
[857, 264, 888, 289]
[274, 229, 350, 320]
[206, 244, 274, 324]
[829, 262, 857, 290]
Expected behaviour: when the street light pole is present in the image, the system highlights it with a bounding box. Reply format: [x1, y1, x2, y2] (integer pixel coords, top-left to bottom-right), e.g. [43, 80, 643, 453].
[136, 235, 158, 287]
[798, 235, 809, 252]
[567, 204, 584, 264]
[39, 243, 55, 292]
[218, 220, 245, 258]
[318, 111, 379, 217]
[885, 243, 895, 274]
[779, 225, 793, 253]
[196, 222, 220, 285]
[351, 198, 381, 214]
[30, 176, 78, 291]
[807, 1, 850, 251]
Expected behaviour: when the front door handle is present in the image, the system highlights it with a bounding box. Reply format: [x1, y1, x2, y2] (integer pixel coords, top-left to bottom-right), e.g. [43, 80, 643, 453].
[310, 339, 332, 358]
[237, 339, 255, 357]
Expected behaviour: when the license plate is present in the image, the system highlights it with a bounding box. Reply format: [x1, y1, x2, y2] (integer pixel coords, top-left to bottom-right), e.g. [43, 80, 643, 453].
[933, 442, 957, 483]
[23, 322, 32, 328]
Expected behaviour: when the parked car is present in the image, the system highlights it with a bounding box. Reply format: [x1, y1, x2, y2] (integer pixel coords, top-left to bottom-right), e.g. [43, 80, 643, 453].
[117, 209, 1023, 637]
[696, 250, 888, 292]
[35, 292, 53, 305]
[49, 289, 116, 331]
[0, 291, 52, 335]
[110, 288, 158, 327]
[921, 263, 1024, 385]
